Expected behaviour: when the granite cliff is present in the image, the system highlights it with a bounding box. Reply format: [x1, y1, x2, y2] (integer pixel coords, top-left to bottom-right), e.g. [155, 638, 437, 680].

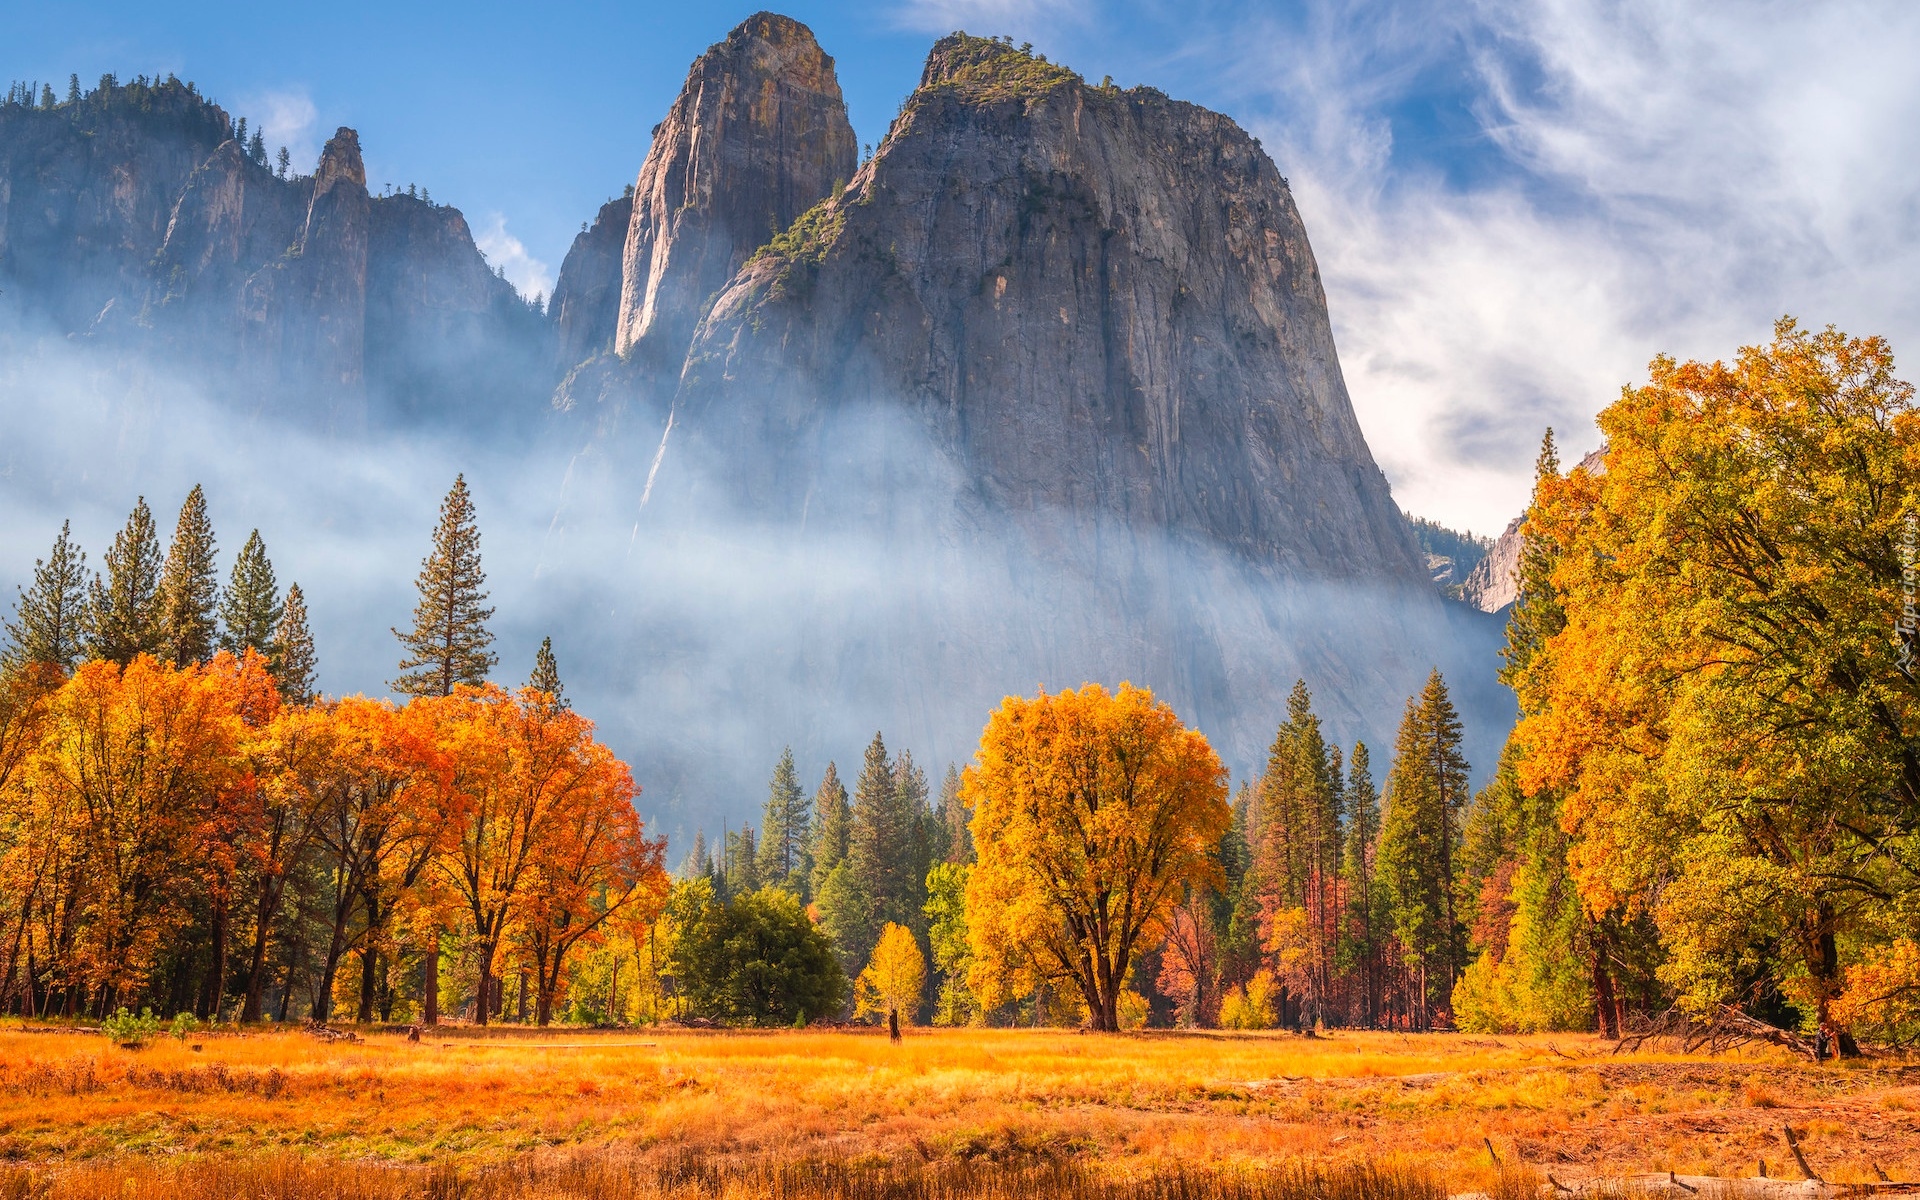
[613, 13, 857, 369]
[0, 76, 550, 431]
[554, 26, 1508, 791]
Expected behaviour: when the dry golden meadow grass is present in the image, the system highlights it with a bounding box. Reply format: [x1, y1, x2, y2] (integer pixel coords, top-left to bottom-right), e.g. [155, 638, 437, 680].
[0, 1022, 1913, 1197]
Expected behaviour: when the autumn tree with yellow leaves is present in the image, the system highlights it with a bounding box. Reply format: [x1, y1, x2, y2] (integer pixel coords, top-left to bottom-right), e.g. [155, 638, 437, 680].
[964, 683, 1229, 1032]
[1514, 319, 1920, 1049]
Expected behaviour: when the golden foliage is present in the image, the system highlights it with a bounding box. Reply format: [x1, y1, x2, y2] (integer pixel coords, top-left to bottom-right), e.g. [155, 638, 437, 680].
[963, 683, 1228, 1031]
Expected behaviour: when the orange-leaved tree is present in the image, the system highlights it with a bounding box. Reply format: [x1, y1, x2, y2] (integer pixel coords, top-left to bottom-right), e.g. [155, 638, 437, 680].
[964, 683, 1229, 1031]
[426, 684, 643, 1026]
[515, 698, 665, 1025]
[27, 654, 245, 1012]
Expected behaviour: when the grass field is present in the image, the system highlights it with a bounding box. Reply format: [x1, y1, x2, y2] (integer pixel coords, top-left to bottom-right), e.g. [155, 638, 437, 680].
[0, 1023, 1914, 1197]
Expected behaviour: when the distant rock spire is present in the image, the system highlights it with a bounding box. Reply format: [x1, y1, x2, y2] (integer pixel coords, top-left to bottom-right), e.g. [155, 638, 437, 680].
[612, 12, 857, 365]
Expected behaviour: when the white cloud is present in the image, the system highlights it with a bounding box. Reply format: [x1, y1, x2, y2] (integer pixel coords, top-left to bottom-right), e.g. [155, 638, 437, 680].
[891, 0, 1089, 37]
[474, 213, 555, 301]
[1170, 0, 1920, 533]
[241, 87, 320, 174]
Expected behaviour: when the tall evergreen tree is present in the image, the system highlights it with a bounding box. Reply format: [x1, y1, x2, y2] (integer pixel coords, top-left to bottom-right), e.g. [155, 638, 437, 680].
[85, 496, 165, 665]
[1501, 429, 1566, 688]
[392, 475, 496, 696]
[217, 529, 281, 659]
[935, 763, 971, 864]
[1375, 670, 1471, 1029]
[274, 583, 318, 703]
[528, 636, 566, 707]
[757, 748, 811, 895]
[1340, 741, 1383, 1026]
[3, 521, 88, 674]
[157, 485, 220, 666]
[66, 74, 80, 105]
[724, 825, 762, 900]
[850, 733, 915, 937]
[893, 749, 933, 934]
[1248, 681, 1343, 1025]
[808, 762, 851, 897]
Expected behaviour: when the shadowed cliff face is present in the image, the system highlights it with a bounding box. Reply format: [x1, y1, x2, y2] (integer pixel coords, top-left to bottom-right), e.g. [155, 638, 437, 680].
[551, 195, 634, 368]
[0, 81, 552, 432]
[612, 12, 858, 368]
[685, 34, 1426, 582]
[571, 32, 1512, 809]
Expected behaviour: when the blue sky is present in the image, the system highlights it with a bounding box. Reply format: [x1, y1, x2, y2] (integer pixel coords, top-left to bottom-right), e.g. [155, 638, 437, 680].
[7, 0, 1916, 533]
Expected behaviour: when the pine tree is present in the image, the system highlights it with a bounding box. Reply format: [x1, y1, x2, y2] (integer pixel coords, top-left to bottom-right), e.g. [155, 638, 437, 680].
[1340, 741, 1382, 1026]
[247, 128, 266, 165]
[724, 825, 762, 899]
[235, 116, 247, 146]
[66, 74, 80, 105]
[528, 636, 566, 707]
[217, 529, 281, 659]
[684, 831, 713, 881]
[1502, 429, 1566, 690]
[274, 583, 318, 703]
[935, 764, 971, 864]
[1375, 670, 1471, 1029]
[276, 146, 291, 178]
[85, 497, 165, 665]
[808, 762, 851, 897]
[157, 485, 220, 666]
[3, 521, 88, 674]
[850, 733, 915, 950]
[757, 748, 811, 895]
[392, 475, 496, 696]
[894, 749, 933, 932]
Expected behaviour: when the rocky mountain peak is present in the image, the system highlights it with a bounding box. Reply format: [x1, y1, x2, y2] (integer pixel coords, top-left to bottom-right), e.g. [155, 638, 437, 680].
[915, 33, 1083, 100]
[687, 30, 1420, 581]
[312, 126, 365, 191]
[611, 12, 857, 365]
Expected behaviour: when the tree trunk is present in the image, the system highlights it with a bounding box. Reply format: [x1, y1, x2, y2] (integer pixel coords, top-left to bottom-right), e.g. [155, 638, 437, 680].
[516, 970, 528, 1023]
[357, 947, 379, 1023]
[1592, 930, 1620, 1039]
[199, 898, 228, 1021]
[474, 940, 494, 1027]
[423, 936, 439, 1026]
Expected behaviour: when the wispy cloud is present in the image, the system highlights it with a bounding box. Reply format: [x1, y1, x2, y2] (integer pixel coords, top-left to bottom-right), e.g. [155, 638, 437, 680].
[474, 213, 555, 301]
[240, 87, 319, 173]
[890, 0, 1090, 37]
[1126, 0, 1920, 532]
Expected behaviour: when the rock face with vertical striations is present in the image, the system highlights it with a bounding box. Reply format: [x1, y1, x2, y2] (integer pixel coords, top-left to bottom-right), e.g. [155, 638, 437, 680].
[681, 34, 1425, 582]
[0, 78, 551, 430]
[550, 194, 633, 368]
[612, 12, 858, 368]
[617, 33, 1508, 785]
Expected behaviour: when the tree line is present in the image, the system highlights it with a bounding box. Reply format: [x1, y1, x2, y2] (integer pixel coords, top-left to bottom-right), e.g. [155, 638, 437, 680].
[0, 478, 663, 1026]
[4, 318, 1911, 1044]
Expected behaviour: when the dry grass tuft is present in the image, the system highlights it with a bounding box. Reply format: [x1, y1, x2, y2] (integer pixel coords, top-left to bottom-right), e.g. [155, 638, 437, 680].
[0, 1153, 1446, 1200]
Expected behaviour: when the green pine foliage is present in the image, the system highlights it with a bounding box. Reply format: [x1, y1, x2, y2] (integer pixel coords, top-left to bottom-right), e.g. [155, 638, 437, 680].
[3, 521, 88, 674]
[273, 582, 317, 702]
[757, 748, 812, 897]
[528, 635, 566, 707]
[392, 475, 496, 697]
[1374, 670, 1472, 1029]
[157, 485, 220, 667]
[1501, 429, 1566, 689]
[85, 496, 165, 665]
[849, 733, 917, 959]
[808, 762, 851, 898]
[217, 529, 282, 660]
[935, 763, 971, 864]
